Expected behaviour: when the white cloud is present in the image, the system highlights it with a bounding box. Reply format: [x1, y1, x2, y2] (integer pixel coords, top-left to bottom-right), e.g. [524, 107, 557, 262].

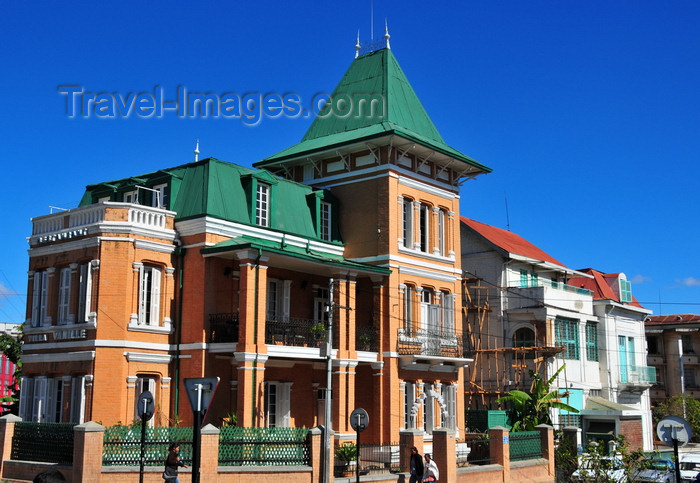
[0, 282, 18, 300]
[681, 277, 700, 287]
[630, 274, 652, 284]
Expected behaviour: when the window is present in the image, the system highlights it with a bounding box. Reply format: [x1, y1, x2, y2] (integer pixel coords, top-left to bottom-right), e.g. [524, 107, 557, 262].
[402, 198, 414, 248]
[152, 184, 168, 208]
[683, 334, 694, 354]
[57, 267, 72, 325]
[647, 336, 660, 355]
[531, 271, 539, 287]
[585, 322, 599, 362]
[135, 376, 156, 426]
[436, 209, 445, 255]
[124, 190, 138, 203]
[619, 336, 637, 383]
[443, 384, 457, 431]
[555, 318, 580, 360]
[264, 382, 291, 427]
[685, 368, 697, 388]
[421, 289, 440, 333]
[77, 263, 93, 323]
[520, 269, 528, 288]
[255, 183, 270, 227]
[403, 382, 416, 429]
[620, 279, 632, 303]
[418, 204, 430, 253]
[266, 279, 290, 322]
[320, 201, 331, 241]
[403, 285, 414, 334]
[31, 377, 48, 422]
[31, 270, 49, 328]
[442, 292, 455, 334]
[314, 287, 330, 325]
[138, 265, 161, 326]
[514, 327, 535, 348]
[48, 379, 64, 423]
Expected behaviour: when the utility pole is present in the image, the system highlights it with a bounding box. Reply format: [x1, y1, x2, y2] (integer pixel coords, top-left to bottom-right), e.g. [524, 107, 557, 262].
[322, 278, 335, 483]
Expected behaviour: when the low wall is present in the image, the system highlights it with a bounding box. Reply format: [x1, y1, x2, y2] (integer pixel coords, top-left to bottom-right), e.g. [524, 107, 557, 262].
[0, 416, 555, 483]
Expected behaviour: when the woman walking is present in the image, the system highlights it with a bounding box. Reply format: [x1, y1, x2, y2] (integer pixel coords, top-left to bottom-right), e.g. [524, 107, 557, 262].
[163, 442, 188, 482]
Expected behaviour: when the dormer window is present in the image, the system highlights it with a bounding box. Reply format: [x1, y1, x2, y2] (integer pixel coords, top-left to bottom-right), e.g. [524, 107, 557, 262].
[256, 183, 270, 227]
[124, 190, 138, 204]
[320, 201, 331, 241]
[152, 184, 168, 208]
[620, 278, 632, 303]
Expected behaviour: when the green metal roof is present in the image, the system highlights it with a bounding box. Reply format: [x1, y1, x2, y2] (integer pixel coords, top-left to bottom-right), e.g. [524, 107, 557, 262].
[256, 48, 491, 173]
[80, 158, 323, 240]
[202, 235, 391, 275]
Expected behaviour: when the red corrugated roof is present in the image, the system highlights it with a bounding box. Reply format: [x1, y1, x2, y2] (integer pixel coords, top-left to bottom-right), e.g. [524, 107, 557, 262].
[647, 314, 700, 325]
[568, 268, 644, 308]
[460, 217, 566, 267]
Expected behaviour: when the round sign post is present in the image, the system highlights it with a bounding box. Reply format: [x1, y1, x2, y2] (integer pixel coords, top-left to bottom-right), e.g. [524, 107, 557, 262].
[657, 416, 692, 483]
[350, 409, 369, 483]
[137, 391, 155, 483]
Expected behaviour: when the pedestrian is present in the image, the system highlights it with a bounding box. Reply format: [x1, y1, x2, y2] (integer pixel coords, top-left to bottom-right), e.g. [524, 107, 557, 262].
[422, 453, 439, 482]
[409, 446, 424, 483]
[163, 442, 188, 482]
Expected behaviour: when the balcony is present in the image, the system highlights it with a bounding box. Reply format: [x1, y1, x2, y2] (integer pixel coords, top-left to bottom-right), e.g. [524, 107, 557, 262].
[397, 327, 472, 358]
[265, 318, 330, 348]
[208, 314, 239, 343]
[508, 280, 593, 314]
[619, 365, 656, 392]
[30, 202, 174, 246]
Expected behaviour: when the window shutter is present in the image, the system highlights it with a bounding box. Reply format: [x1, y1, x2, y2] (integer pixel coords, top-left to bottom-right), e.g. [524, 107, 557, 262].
[31, 274, 41, 327]
[18, 376, 31, 420]
[78, 263, 92, 323]
[33, 377, 47, 422]
[150, 268, 161, 326]
[138, 265, 147, 324]
[71, 376, 86, 423]
[443, 293, 455, 333]
[279, 383, 292, 428]
[58, 268, 72, 325]
[282, 280, 291, 320]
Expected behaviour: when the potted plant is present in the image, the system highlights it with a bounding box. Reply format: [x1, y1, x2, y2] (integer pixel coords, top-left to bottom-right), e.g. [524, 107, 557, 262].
[310, 321, 327, 345]
[335, 443, 358, 477]
[358, 333, 372, 351]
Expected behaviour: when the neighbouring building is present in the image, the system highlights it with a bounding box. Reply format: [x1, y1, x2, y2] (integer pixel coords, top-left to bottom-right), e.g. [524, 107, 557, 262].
[460, 217, 654, 450]
[646, 314, 700, 408]
[0, 323, 20, 411]
[20, 35, 491, 449]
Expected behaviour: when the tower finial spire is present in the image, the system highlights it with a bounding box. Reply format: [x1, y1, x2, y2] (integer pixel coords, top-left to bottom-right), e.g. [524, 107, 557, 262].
[355, 30, 361, 58]
[384, 19, 391, 49]
[194, 139, 200, 162]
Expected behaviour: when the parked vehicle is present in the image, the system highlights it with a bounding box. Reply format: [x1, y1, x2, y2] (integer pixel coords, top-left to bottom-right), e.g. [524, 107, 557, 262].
[635, 458, 676, 483]
[679, 453, 700, 482]
[571, 456, 626, 482]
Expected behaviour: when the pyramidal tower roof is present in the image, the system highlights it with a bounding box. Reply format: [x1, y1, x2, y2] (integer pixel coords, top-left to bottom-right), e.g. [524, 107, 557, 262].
[256, 46, 490, 175]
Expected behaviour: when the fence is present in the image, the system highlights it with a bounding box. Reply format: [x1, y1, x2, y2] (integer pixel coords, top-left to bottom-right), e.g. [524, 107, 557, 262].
[11, 422, 76, 465]
[218, 426, 310, 466]
[102, 425, 193, 466]
[509, 431, 543, 461]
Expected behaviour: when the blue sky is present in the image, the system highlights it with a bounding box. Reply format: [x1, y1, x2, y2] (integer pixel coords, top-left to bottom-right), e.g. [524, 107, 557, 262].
[1, 0, 699, 324]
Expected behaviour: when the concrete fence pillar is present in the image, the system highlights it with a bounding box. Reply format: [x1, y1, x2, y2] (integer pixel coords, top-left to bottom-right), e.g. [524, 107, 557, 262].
[489, 426, 510, 482]
[432, 428, 456, 483]
[0, 415, 21, 477]
[563, 426, 582, 454]
[399, 429, 425, 473]
[309, 427, 322, 483]
[536, 424, 555, 476]
[200, 424, 220, 482]
[73, 421, 105, 483]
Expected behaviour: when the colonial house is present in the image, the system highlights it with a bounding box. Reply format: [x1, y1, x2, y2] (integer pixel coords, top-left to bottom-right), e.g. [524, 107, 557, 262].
[460, 217, 654, 450]
[20, 36, 490, 448]
[645, 314, 700, 407]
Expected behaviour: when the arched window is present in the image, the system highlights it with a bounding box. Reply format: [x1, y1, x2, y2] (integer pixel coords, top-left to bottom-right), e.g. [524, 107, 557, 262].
[514, 327, 535, 348]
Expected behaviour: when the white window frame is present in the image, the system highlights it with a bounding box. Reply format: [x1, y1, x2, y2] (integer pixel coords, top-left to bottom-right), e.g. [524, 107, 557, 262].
[31, 270, 49, 328]
[418, 204, 430, 253]
[135, 376, 157, 427]
[267, 279, 291, 322]
[320, 201, 331, 241]
[436, 208, 445, 255]
[402, 198, 414, 248]
[256, 183, 270, 227]
[264, 381, 291, 428]
[124, 190, 138, 204]
[152, 183, 168, 208]
[57, 267, 72, 325]
[78, 263, 93, 323]
[70, 376, 86, 423]
[138, 265, 162, 326]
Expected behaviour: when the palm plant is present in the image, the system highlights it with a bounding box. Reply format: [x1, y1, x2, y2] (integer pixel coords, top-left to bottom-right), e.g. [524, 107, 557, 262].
[496, 364, 578, 431]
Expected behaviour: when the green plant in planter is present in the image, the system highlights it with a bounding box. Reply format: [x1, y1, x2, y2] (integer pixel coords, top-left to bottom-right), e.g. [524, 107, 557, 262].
[335, 443, 358, 463]
[310, 322, 327, 341]
[358, 334, 372, 350]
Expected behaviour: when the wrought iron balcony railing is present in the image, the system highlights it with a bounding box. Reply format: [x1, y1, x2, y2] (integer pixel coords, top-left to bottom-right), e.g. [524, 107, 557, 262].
[397, 327, 472, 358]
[208, 314, 239, 343]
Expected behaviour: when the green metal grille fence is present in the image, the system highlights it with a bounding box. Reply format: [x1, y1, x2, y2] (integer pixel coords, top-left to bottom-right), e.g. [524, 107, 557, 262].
[219, 427, 310, 466]
[102, 425, 193, 466]
[509, 431, 542, 461]
[11, 422, 76, 464]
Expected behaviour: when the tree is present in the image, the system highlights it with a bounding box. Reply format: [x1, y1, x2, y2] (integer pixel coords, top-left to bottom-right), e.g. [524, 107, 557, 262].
[496, 364, 578, 431]
[654, 394, 700, 443]
[0, 326, 22, 415]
